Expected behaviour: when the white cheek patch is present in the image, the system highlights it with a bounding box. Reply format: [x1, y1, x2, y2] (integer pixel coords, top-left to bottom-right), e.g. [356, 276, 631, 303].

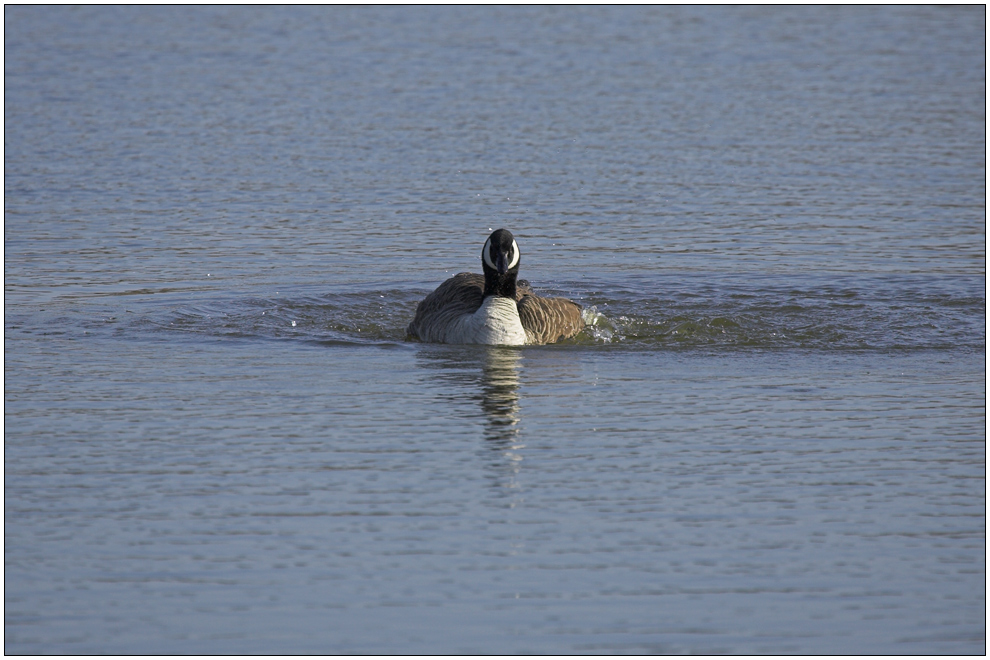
[508, 239, 519, 269]
[482, 237, 496, 270]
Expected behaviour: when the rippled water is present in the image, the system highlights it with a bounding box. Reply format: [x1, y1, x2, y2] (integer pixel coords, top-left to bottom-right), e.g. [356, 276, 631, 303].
[5, 5, 985, 654]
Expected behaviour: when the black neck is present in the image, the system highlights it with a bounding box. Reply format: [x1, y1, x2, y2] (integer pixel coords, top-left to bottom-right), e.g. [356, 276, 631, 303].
[483, 267, 518, 299]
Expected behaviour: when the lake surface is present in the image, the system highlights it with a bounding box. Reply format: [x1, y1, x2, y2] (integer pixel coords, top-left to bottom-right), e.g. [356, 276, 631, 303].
[4, 5, 985, 654]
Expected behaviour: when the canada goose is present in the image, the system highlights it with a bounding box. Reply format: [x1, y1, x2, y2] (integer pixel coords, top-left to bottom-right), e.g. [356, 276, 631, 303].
[407, 228, 584, 345]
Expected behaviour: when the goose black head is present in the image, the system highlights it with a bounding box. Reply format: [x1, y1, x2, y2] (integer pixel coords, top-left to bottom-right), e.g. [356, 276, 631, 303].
[481, 228, 520, 298]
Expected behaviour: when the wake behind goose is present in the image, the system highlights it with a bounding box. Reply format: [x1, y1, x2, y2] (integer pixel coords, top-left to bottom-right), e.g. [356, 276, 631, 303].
[406, 229, 584, 345]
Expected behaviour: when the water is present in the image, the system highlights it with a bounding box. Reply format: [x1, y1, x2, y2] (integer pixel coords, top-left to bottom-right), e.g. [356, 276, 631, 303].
[4, 5, 985, 654]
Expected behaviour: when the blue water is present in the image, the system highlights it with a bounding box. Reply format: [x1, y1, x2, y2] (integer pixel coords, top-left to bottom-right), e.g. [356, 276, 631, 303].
[4, 5, 985, 654]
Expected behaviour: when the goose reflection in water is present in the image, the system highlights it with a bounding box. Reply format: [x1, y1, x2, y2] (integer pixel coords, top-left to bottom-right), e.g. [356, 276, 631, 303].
[415, 345, 526, 479]
[478, 347, 523, 448]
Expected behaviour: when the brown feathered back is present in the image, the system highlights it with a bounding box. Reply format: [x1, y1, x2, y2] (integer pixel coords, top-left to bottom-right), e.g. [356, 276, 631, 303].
[517, 293, 584, 344]
[406, 272, 484, 343]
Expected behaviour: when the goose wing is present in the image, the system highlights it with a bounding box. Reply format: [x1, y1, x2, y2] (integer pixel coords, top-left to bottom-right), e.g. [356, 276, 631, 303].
[407, 272, 485, 341]
[517, 293, 584, 345]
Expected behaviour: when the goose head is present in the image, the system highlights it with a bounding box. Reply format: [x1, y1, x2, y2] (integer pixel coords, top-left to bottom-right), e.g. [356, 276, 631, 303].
[481, 228, 520, 298]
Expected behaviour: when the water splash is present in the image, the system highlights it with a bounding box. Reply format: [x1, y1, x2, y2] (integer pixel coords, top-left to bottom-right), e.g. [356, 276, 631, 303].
[580, 305, 622, 344]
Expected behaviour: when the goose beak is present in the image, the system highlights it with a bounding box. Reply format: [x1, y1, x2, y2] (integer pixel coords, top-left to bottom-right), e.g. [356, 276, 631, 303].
[496, 252, 509, 275]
